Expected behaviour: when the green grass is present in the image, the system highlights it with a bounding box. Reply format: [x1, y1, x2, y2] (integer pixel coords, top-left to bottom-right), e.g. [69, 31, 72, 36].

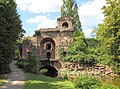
[24, 73, 75, 89]
[0, 75, 7, 86]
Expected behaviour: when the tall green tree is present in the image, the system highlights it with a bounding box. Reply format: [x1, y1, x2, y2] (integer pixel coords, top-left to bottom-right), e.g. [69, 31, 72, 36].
[60, 0, 92, 64]
[0, 0, 24, 73]
[97, 0, 120, 62]
[61, 0, 82, 32]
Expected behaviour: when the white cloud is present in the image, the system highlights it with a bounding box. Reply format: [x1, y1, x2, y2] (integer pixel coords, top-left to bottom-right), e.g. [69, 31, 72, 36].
[26, 15, 57, 28]
[83, 29, 94, 38]
[16, 0, 63, 13]
[79, 0, 105, 26]
[79, 0, 106, 37]
[16, 0, 106, 38]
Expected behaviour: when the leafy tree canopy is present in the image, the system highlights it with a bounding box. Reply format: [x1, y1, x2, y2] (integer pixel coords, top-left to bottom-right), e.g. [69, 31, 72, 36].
[97, 0, 120, 61]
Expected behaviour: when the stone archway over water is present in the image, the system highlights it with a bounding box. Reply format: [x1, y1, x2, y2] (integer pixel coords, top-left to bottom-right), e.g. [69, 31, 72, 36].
[39, 65, 58, 77]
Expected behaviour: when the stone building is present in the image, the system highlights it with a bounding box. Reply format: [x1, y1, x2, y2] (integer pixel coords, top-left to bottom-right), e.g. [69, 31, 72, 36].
[22, 17, 74, 69]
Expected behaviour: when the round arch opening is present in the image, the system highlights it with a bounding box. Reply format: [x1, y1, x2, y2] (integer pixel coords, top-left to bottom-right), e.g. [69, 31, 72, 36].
[39, 65, 58, 77]
[62, 22, 68, 28]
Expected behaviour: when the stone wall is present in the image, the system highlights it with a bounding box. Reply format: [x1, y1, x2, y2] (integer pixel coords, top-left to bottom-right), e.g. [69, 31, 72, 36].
[60, 62, 117, 77]
[38, 29, 74, 61]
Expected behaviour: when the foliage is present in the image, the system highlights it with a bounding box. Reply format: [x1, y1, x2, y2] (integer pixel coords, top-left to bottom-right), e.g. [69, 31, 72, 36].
[74, 75, 119, 89]
[63, 36, 87, 62]
[59, 47, 65, 60]
[0, 0, 24, 73]
[97, 0, 120, 61]
[17, 52, 39, 74]
[95, 0, 120, 73]
[74, 75, 100, 89]
[100, 84, 119, 89]
[62, 37, 101, 66]
[60, 0, 97, 66]
[113, 62, 120, 74]
[17, 59, 29, 69]
[61, 0, 81, 31]
[33, 30, 41, 37]
[61, 0, 85, 39]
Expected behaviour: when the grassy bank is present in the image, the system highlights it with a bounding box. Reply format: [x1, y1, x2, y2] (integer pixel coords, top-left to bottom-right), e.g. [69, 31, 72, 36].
[24, 73, 75, 89]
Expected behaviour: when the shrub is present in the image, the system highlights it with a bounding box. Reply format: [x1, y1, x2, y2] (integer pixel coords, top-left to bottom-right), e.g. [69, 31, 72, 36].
[113, 62, 120, 74]
[100, 84, 119, 89]
[17, 59, 28, 68]
[74, 75, 100, 89]
[74, 75, 119, 89]
[17, 52, 39, 74]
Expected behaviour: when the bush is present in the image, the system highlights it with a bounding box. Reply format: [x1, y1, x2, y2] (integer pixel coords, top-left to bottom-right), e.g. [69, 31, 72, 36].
[113, 62, 120, 74]
[100, 84, 119, 89]
[17, 52, 39, 74]
[74, 75, 119, 89]
[74, 75, 100, 89]
[17, 59, 28, 68]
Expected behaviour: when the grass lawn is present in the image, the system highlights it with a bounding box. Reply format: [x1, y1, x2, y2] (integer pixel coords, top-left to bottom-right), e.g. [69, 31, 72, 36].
[24, 73, 75, 89]
[0, 75, 7, 86]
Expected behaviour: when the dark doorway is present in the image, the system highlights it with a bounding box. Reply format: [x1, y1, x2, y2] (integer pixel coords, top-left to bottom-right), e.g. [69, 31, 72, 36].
[46, 43, 51, 50]
[46, 52, 51, 59]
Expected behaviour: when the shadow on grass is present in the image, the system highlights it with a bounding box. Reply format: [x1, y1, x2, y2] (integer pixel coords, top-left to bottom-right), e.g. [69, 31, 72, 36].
[24, 73, 75, 89]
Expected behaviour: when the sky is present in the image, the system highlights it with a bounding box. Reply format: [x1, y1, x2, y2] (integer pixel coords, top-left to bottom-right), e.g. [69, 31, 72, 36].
[15, 0, 106, 38]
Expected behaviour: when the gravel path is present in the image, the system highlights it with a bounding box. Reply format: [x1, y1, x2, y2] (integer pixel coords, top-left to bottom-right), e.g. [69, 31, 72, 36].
[0, 60, 25, 89]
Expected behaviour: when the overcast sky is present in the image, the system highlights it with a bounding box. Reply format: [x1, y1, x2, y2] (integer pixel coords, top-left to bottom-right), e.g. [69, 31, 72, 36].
[15, 0, 106, 38]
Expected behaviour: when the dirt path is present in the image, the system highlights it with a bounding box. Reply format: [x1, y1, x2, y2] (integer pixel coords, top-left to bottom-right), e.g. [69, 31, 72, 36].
[0, 60, 25, 89]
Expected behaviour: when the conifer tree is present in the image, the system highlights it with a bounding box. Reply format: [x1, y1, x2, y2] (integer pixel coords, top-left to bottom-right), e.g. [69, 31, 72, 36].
[60, 0, 89, 63]
[61, 0, 82, 32]
[0, 0, 24, 73]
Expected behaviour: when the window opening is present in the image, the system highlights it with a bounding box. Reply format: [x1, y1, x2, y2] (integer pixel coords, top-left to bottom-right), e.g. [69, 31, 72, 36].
[62, 22, 68, 28]
[46, 43, 51, 50]
[46, 52, 51, 59]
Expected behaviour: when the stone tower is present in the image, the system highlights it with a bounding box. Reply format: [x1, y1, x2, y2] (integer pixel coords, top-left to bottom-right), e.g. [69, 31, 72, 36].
[37, 17, 74, 69]
[22, 17, 74, 69]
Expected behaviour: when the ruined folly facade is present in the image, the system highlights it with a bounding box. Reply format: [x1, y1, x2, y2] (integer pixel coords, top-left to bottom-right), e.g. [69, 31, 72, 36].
[22, 17, 74, 69]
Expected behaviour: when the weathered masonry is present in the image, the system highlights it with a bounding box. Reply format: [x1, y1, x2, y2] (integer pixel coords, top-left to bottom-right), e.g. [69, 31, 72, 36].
[22, 17, 74, 69]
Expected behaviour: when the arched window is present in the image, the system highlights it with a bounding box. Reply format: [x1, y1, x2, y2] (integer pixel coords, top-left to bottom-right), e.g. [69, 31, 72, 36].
[62, 22, 68, 28]
[46, 43, 51, 50]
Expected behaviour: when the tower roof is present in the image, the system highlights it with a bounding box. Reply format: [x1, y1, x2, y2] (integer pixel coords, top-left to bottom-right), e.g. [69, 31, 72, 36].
[57, 17, 73, 21]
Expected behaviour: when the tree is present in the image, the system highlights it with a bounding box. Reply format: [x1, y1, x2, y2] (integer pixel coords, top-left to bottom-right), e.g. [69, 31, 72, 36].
[97, 0, 120, 62]
[61, 0, 82, 32]
[60, 0, 90, 65]
[0, 0, 24, 73]
[60, 0, 89, 63]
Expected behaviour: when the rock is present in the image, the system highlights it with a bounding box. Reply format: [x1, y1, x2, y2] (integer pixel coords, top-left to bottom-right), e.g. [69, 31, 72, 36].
[94, 71, 100, 75]
[69, 71, 77, 80]
[99, 66, 105, 70]
[77, 67, 84, 71]
[105, 71, 113, 75]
